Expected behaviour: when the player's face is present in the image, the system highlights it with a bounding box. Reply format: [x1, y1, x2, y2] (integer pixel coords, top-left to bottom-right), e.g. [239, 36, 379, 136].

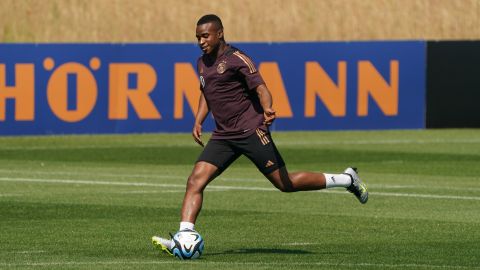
[196, 22, 223, 54]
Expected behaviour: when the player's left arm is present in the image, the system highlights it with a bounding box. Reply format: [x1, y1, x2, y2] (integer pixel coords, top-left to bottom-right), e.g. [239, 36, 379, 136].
[255, 84, 276, 126]
[233, 51, 275, 125]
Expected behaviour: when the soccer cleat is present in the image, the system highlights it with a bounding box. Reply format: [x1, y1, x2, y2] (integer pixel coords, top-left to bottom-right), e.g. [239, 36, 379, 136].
[152, 235, 174, 256]
[344, 167, 369, 204]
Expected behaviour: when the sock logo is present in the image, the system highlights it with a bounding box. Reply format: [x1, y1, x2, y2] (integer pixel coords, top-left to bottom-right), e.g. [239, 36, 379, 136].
[331, 176, 336, 182]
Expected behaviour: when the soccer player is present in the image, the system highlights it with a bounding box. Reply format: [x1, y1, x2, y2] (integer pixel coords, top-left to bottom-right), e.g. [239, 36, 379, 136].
[152, 14, 368, 255]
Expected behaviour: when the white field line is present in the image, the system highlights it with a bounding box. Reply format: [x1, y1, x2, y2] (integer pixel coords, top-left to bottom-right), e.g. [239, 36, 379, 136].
[0, 168, 183, 180]
[282, 242, 317, 246]
[370, 191, 480, 201]
[275, 138, 480, 146]
[0, 260, 478, 269]
[1, 177, 480, 201]
[0, 177, 275, 192]
[115, 189, 226, 194]
[116, 190, 185, 194]
[0, 193, 22, 197]
[0, 143, 185, 150]
[3, 250, 47, 254]
[369, 184, 480, 192]
[0, 167, 266, 185]
[0, 168, 263, 183]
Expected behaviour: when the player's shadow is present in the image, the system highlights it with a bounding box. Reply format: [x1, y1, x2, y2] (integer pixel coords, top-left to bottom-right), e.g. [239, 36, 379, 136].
[208, 248, 313, 256]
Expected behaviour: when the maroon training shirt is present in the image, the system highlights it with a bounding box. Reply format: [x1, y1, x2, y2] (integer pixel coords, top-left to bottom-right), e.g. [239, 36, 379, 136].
[197, 45, 267, 139]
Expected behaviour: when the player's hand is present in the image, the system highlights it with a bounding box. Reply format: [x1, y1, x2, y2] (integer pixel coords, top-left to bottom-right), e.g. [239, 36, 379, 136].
[192, 123, 204, 147]
[263, 108, 276, 126]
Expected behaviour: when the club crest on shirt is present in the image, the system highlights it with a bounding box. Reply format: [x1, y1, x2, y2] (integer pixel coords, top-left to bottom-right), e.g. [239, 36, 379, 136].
[200, 76, 205, 88]
[217, 60, 227, 74]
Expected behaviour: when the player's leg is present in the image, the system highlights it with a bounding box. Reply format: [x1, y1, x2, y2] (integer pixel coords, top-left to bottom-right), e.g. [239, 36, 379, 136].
[265, 166, 326, 191]
[265, 166, 351, 191]
[152, 139, 239, 256]
[153, 161, 219, 255]
[263, 155, 368, 203]
[179, 139, 239, 227]
[242, 128, 368, 202]
[180, 161, 220, 225]
[265, 166, 368, 203]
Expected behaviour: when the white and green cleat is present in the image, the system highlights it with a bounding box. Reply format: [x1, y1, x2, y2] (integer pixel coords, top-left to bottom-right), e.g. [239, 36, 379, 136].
[152, 235, 173, 256]
[344, 167, 369, 204]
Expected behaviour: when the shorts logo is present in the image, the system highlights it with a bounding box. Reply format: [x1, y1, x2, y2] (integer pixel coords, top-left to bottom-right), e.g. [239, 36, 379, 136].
[256, 128, 270, 145]
[265, 160, 275, 168]
[217, 60, 227, 74]
[200, 76, 205, 88]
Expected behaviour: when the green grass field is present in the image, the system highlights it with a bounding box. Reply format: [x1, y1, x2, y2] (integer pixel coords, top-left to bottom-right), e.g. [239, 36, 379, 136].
[1, 130, 479, 270]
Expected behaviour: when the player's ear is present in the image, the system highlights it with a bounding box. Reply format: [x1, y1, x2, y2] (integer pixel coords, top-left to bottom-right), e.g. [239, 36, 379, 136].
[217, 29, 224, 39]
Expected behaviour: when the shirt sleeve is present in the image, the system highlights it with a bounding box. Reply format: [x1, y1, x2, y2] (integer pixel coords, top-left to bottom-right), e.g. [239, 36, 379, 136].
[232, 51, 265, 91]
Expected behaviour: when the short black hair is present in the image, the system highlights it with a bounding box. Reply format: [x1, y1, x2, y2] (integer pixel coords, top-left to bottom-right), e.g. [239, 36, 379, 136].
[197, 14, 223, 29]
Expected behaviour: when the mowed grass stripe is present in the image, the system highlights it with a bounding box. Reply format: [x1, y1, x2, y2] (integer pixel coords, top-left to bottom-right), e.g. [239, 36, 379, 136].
[1, 177, 480, 201]
[1, 260, 479, 269]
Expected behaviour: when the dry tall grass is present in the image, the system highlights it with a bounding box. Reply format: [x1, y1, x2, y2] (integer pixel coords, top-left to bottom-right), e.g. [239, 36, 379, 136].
[0, 0, 479, 42]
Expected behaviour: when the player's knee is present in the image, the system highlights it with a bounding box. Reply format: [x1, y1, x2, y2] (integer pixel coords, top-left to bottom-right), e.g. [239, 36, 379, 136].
[186, 172, 208, 192]
[186, 175, 202, 191]
[266, 170, 295, 192]
[277, 184, 295, 193]
[273, 180, 295, 192]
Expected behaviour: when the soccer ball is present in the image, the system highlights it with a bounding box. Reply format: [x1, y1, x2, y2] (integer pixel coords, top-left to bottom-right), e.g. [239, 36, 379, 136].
[171, 229, 204, 260]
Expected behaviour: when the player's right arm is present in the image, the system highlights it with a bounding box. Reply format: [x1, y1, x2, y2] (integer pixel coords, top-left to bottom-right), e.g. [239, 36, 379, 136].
[192, 93, 209, 147]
